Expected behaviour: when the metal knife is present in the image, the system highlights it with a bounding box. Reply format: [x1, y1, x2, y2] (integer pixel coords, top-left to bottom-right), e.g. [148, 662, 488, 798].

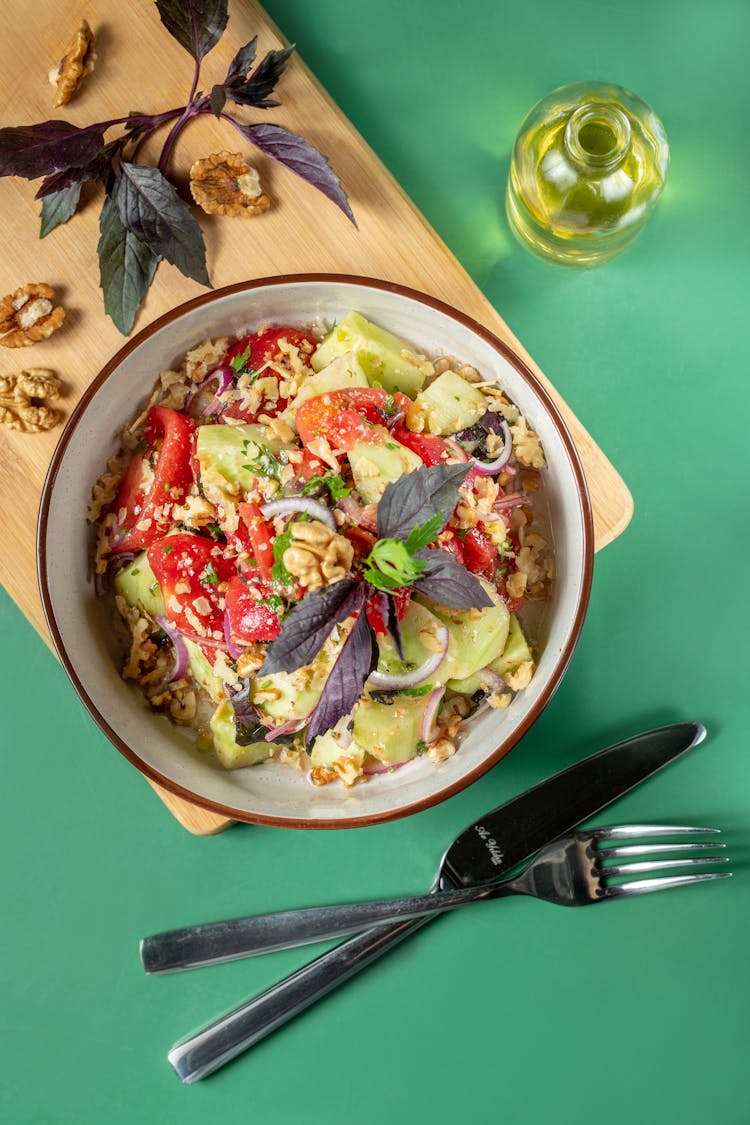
[162, 720, 706, 1083]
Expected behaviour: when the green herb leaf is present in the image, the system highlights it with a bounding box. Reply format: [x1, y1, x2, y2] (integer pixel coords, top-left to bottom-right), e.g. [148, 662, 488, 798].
[155, 0, 228, 61]
[97, 196, 160, 336]
[229, 343, 252, 374]
[113, 163, 209, 286]
[40, 182, 82, 237]
[404, 512, 444, 553]
[300, 473, 350, 500]
[363, 538, 426, 592]
[243, 442, 285, 483]
[203, 562, 219, 584]
[271, 526, 295, 586]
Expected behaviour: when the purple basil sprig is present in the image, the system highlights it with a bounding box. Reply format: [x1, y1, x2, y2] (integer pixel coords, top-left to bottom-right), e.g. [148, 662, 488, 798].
[0, 0, 355, 335]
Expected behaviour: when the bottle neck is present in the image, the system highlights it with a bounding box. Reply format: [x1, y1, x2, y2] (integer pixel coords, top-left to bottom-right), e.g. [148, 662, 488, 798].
[564, 102, 631, 173]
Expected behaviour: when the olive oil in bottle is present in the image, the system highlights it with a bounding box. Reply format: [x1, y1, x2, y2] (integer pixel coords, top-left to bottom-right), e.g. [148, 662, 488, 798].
[506, 81, 669, 266]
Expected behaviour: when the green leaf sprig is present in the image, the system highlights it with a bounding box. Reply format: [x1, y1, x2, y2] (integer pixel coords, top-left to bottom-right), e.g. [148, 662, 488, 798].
[0, 0, 355, 335]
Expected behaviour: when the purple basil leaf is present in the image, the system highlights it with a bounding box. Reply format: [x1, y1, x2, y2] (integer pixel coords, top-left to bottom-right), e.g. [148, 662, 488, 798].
[98, 196, 160, 335]
[40, 182, 82, 238]
[411, 548, 493, 610]
[227, 45, 293, 108]
[209, 83, 227, 117]
[155, 0, 228, 61]
[0, 120, 105, 180]
[225, 35, 258, 84]
[35, 139, 119, 199]
[377, 462, 471, 541]
[258, 579, 359, 676]
[381, 591, 405, 660]
[114, 162, 209, 286]
[226, 681, 272, 746]
[238, 121, 355, 225]
[305, 589, 376, 744]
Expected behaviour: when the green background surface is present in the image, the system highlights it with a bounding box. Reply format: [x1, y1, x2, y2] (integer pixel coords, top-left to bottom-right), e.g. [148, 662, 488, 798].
[3, 1, 749, 1122]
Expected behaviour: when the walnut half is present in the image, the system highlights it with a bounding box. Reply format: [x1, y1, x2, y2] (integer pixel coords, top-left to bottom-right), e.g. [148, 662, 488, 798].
[49, 20, 96, 108]
[0, 368, 62, 432]
[282, 521, 354, 591]
[190, 151, 271, 217]
[0, 284, 65, 348]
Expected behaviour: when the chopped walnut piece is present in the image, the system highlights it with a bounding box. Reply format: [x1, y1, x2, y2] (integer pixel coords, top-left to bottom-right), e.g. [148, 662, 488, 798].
[282, 520, 354, 591]
[190, 151, 271, 217]
[49, 20, 96, 108]
[0, 285, 65, 348]
[0, 368, 62, 432]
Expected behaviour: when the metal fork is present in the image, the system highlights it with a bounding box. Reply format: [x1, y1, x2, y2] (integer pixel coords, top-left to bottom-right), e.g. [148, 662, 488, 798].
[143, 825, 731, 975]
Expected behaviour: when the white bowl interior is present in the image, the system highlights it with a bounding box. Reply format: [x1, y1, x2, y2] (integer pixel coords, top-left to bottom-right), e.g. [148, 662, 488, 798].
[42, 279, 588, 825]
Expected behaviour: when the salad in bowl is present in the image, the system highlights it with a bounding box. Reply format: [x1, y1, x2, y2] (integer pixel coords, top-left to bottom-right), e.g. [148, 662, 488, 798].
[89, 311, 552, 789]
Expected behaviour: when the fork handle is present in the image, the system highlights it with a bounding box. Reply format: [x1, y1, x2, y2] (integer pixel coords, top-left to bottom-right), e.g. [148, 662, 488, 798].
[167, 916, 432, 1083]
[142, 883, 498, 973]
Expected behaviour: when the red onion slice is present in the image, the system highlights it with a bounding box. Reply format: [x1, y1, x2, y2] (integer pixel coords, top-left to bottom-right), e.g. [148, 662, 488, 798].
[260, 497, 336, 530]
[223, 610, 246, 660]
[476, 667, 508, 693]
[420, 685, 446, 744]
[470, 419, 512, 475]
[187, 363, 235, 418]
[492, 492, 529, 511]
[264, 717, 307, 742]
[336, 493, 378, 532]
[367, 625, 449, 690]
[363, 758, 409, 776]
[155, 615, 190, 683]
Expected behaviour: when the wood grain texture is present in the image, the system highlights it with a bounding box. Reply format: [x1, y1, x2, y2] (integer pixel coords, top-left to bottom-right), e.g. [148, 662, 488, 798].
[0, 0, 632, 835]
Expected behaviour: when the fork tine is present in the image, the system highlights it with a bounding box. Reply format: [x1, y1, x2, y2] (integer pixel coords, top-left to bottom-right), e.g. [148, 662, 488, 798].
[605, 872, 732, 897]
[598, 841, 726, 859]
[604, 856, 731, 877]
[586, 825, 721, 840]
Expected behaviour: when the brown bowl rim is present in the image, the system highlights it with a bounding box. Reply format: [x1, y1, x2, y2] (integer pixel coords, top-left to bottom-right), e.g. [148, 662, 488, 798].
[37, 273, 594, 830]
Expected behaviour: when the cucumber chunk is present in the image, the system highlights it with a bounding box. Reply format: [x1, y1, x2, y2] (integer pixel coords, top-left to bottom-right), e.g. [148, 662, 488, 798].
[250, 626, 349, 723]
[309, 717, 365, 771]
[348, 439, 423, 503]
[409, 370, 488, 435]
[209, 700, 273, 769]
[113, 553, 165, 618]
[417, 581, 510, 681]
[183, 638, 224, 703]
[490, 613, 533, 677]
[196, 423, 291, 498]
[353, 693, 434, 764]
[284, 353, 368, 426]
[375, 600, 447, 685]
[311, 312, 426, 397]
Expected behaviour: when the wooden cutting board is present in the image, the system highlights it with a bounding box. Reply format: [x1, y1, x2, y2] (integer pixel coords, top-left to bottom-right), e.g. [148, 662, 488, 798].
[0, 0, 632, 836]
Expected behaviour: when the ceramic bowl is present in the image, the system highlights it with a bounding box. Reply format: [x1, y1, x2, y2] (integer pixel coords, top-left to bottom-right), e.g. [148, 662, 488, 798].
[38, 276, 593, 828]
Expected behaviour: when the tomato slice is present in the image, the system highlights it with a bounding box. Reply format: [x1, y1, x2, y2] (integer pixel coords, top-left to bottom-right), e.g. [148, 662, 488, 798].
[365, 587, 412, 636]
[111, 407, 196, 554]
[391, 427, 454, 467]
[225, 575, 281, 643]
[237, 501, 275, 581]
[147, 533, 235, 641]
[428, 530, 466, 566]
[461, 527, 498, 580]
[296, 389, 410, 452]
[226, 327, 317, 371]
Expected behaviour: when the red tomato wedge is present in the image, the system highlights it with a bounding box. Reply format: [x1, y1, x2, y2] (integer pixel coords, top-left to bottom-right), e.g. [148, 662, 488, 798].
[428, 530, 466, 566]
[147, 534, 235, 641]
[225, 575, 281, 643]
[461, 526, 498, 580]
[111, 407, 195, 554]
[223, 327, 317, 424]
[391, 427, 454, 467]
[237, 502, 275, 581]
[296, 389, 411, 452]
[365, 587, 412, 636]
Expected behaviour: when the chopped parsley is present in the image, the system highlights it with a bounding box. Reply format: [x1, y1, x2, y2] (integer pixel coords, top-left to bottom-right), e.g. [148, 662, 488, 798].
[163, 545, 174, 556]
[229, 344, 252, 374]
[271, 527, 295, 586]
[402, 685, 433, 698]
[416, 740, 427, 755]
[300, 473, 351, 501]
[202, 562, 219, 585]
[243, 441, 288, 483]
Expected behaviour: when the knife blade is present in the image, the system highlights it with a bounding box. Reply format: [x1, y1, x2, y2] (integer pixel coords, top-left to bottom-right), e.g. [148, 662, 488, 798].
[145, 720, 705, 975]
[439, 720, 706, 887]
